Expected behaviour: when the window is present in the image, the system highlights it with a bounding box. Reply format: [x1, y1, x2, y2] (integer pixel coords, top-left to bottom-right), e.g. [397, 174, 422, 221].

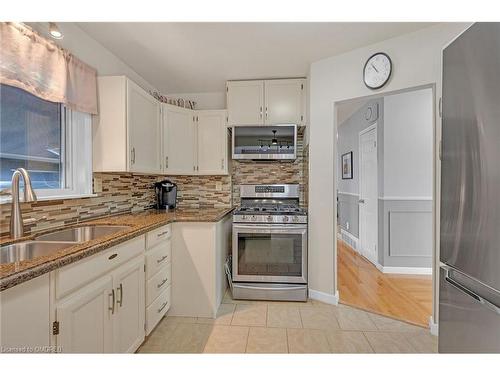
[0, 84, 92, 200]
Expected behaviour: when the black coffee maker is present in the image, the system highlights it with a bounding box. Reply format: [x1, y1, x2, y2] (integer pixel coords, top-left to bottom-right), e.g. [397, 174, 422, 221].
[154, 180, 177, 210]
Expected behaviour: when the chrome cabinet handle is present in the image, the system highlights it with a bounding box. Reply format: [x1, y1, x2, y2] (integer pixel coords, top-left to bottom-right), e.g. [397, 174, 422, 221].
[109, 289, 115, 314]
[157, 255, 168, 264]
[259, 106, 263, 119]
[157, 277, 169, 289]
[117, 283, 123, 307]
[193, 165, 196, 171]
[165, 156, 168, 169]
[131, 147, 136, 165]
[358, 199, 365, 204]
[158, 301, 168, 313]
[157, 230, 169, 238]
[265, 106, 268, 119]
[221, 158, 224, 170]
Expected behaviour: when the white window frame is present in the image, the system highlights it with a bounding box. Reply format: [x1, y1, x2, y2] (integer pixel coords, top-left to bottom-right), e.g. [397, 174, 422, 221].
[1, 106, 94, 203]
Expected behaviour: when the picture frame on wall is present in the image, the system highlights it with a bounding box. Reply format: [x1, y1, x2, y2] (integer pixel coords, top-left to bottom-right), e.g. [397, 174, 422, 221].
[341, 151, 353, 179]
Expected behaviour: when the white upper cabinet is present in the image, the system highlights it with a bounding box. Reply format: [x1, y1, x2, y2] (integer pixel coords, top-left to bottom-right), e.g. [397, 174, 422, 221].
[264, 79, 305, 125]
[227, 80, 264, 125]
[197, 110, 228, 175]
[93, 76, 161, 174]
[127, 80, 161, 173]
[163, 105, 197, 175]
[227, 78, 306, 126]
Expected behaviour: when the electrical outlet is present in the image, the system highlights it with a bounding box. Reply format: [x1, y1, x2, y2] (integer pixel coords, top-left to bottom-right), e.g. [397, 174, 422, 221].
[93, 177, 102, 193]
[346, 222, 350, 230]
[215, 182, 222, 191]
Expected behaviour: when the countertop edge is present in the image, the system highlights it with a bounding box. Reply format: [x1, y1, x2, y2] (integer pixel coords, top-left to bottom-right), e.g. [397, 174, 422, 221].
[0, 208, 234, 291]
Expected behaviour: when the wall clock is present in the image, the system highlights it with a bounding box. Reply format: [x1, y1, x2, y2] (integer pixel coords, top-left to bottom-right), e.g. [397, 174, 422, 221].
[363, 52, 392, 89]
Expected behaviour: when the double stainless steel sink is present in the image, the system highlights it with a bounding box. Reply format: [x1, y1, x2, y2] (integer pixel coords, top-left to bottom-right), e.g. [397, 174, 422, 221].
[0, 225, 130, 265]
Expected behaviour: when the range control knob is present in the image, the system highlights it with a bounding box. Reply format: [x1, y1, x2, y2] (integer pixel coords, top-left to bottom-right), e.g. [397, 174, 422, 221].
[267, 215, 273, 222]
[241, 215, 247, 220]
[292, 216, 299, 223]
[283, 216, 289, 223]
[251, 215, 257, 222]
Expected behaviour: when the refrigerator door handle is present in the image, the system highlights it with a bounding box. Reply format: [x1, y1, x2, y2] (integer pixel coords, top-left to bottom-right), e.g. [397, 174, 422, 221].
[443, 266, 500, 316]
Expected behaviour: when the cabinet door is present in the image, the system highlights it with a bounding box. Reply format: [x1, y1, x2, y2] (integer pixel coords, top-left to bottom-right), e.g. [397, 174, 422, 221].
[112, 256, 145, 353]
[164, 105, 196, 174]
[56, 275, 114, 353]
[127, 80, 161, 173]
[227, 80, 264, 125]
[197, 110, 228, 174]
[264, 79, 304, 125]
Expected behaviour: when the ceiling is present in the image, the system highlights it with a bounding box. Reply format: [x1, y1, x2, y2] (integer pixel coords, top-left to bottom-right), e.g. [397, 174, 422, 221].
[76, 22, 436, 94]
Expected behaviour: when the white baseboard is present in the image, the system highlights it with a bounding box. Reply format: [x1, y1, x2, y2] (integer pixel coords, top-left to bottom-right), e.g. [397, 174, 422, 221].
[309, 289, 339, 305]
[380, 266, 432, 275]
[429, 316, 439, 336]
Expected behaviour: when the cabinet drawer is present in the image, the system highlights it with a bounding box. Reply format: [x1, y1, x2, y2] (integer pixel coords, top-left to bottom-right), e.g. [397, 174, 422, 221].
[146, 241, 171, 279]
[146, 264, 172, 306]
[56, 235, 145, 300]
[146, 224, 172, 248]
[146, 286, 171, 336]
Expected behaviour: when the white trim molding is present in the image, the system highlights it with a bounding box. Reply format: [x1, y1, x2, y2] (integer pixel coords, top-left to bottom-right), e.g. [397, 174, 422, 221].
[309, 289, 339, 305]
[340, 229, 359, 252]
[337, 191, 359, 197]
[429, 316, 439, 336]
[378, 196, 433, 201]
[379, 266, 432, 275]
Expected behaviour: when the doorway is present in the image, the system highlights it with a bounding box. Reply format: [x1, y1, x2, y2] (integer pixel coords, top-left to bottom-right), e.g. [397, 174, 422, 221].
[335, 86, 434, 327]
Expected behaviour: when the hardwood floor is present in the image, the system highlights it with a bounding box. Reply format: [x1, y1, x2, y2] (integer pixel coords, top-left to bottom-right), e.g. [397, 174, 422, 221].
[337, 240, 432, 327]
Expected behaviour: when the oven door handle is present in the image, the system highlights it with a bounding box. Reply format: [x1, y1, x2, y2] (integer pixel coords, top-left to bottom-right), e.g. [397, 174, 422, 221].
[233, 224, 307, 233]
[234, 284, 306, 291]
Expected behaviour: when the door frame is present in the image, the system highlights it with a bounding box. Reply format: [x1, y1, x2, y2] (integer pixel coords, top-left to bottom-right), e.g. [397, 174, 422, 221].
[358, 123, 378, 265]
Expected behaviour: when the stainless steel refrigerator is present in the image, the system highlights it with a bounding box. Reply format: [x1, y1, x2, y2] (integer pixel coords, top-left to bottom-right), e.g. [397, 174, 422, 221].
[439, 22, 500, 353]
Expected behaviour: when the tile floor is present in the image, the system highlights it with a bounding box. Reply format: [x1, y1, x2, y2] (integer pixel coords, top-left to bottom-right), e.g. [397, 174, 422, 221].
[137, 289, 437, 354]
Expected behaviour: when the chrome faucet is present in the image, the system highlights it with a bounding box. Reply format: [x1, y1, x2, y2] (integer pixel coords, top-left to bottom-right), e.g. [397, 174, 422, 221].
[9, 168, 37, 239]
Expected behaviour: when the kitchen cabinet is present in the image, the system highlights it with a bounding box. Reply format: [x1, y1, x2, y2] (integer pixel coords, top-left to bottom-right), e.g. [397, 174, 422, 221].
[145, 224, 172, 335]
[162, 104, 229, 175]
[162, 105, 196, 174]
[112, 256, 145, 353]
[226, 80, 264, 125]
[197, 110, 229, 175]
[93, 76, 161, 174]
[0, 274, 50, 352]
[55, 274, 114, 353]
[54, 236, 146, 353]
[227, 78, 306, 126]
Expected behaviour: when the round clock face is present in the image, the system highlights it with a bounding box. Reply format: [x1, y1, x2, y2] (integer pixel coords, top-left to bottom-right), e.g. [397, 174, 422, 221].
[363, 53, 392, 89]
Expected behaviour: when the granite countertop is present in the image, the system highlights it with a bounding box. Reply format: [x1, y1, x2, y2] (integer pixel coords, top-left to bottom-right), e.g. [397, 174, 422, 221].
[0, 207, 234, 291]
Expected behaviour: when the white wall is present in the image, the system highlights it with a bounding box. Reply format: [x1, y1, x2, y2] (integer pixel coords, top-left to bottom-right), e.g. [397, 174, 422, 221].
[383, 88, 433, 198]
[308, 23, 470, 319]
[166, 91, 226, 110]
[27, 23, 157, 93]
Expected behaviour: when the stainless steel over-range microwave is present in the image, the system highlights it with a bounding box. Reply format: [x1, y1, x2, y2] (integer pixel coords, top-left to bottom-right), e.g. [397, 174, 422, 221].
[232, 124, 297, 160]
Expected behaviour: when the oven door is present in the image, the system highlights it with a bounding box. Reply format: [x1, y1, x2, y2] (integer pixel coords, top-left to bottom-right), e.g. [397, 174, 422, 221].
[232, 224, 307, 283]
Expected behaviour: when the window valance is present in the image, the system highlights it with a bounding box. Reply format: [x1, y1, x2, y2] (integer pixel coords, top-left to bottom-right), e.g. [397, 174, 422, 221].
[0, 22, 97, 114]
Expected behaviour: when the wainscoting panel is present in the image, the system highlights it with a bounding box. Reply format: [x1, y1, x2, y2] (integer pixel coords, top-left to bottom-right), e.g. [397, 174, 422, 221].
[337, 192, 359, 238]
[389, 211, 432, 257]
[380, 199, 433, 268]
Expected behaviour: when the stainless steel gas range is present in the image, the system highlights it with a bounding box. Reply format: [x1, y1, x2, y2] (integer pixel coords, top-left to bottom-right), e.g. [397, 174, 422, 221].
[231, 184, 308, 301]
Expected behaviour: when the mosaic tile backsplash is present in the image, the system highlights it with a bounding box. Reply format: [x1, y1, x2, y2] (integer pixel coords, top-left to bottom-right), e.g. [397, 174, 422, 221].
[231, 133, 308, 207]
[0, 173, 231, 237]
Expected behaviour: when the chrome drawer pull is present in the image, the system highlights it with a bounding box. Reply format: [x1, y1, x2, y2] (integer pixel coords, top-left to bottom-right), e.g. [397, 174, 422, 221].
[157, 255, 168, 264]
[157, 230, 169, 238]
[117, 283, 123, 307]
[157, 278, 168, 289]
[157, 301, 168, 313]
[108, 253, 118, 260]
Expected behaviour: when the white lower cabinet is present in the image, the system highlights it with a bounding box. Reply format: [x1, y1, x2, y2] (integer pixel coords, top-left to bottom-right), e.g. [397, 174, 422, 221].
[145, 224, 172, 335]
[56, 275, 114, 353]
[112, 256, 145, 353]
